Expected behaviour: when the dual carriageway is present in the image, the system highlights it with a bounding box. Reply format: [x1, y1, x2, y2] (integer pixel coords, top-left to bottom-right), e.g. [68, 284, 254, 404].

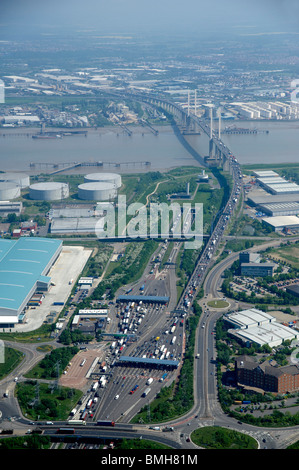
[0, 91, 246, 446]
[66, 95, 244, 430]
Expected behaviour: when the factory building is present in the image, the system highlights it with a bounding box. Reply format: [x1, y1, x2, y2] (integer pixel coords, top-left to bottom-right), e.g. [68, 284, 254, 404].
[0, 183, 21, 201]
[0, 201, 22, 216]
[224, 309, 298, 348]
[0, 237, 62, 326]
[78, 182, 117, 201]
[262, 215, 299, 233]
[0, 172, 30, 188]
[261, 181, 299, 195]
[247, 190, 299, 207]
[257, 202, 299, 217]
[252, 170, 280, 178]
[48, 206, 103, 219]
[84, 172, 122, 189]
[50, 217, 104, 234]
[29, 182, 69, 201]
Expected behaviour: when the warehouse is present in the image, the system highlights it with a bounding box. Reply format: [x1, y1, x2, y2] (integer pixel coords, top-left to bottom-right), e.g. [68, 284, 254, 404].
[224, 309, 298, 348]
[257, 201, 299, 217]
[247, 190, 299, 207]
[262, 182, 299, 195]
[50, 217, 104, 234]
[224, 309, 275, 329]
[257, 177, 288, 189]
[0, 237, 62, 326]
[117, 295, 170, 304]
[48, 206, 103, 219]
[0, 201, 22, 216]
[262, 215, 299, 232]
[252, 170, 280, 178]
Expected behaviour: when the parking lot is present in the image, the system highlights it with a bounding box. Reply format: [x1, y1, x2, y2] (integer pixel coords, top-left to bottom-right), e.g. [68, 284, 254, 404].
[13, 245, 92, 332]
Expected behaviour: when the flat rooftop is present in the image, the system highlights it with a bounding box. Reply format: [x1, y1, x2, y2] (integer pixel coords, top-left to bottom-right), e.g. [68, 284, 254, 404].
[117, 295, 170, 303]
[252, 170, 279, 178]
[225, 308, 274, 329]
[0, 237, 62, 315]
[262, 215, 299, 227]
[235, 322, 298, 347]
[247, 189, 299, 205]
[50, 217, 104, 233]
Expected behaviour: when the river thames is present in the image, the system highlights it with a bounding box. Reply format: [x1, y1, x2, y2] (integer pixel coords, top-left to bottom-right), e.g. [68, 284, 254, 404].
[0, 120, 299, 175]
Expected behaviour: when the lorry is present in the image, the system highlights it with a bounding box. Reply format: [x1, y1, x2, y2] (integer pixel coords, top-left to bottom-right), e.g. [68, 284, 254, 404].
[146, 377, 153, 385]
[142, 387, 151, 397]
[96, 420, 115, 427]
[68, 420, 86, 426]
[86, 399, 93, 409]
[92, 382, 99, 391]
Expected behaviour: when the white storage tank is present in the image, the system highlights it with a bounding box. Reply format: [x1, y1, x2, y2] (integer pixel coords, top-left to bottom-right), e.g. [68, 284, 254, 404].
[29, 182, 69, 201]
[0, 172, 30, 188]
[84, 172, 122, 189]
[78, 182, 117, 201]
[0, 182, 21, 200]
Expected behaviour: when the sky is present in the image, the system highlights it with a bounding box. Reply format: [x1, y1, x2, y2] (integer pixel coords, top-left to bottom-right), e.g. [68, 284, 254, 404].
[1, 0, 299, 37]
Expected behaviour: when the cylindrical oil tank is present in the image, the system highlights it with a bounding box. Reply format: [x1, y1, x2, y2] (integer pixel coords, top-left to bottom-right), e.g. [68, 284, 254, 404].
[29, 182, 69, 201]
[0, 182, 21, 200]
[78, 182, 117, 201]
[0, 172, 30, 188]
[84, 172, 122, 189]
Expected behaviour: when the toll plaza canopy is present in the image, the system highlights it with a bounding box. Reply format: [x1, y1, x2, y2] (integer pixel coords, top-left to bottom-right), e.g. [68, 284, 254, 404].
[117, 295, 170, 304]
[117, 356, 179, 369]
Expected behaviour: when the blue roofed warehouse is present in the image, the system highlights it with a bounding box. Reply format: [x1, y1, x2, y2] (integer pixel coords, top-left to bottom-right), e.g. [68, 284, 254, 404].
[0, 237, 62, 325]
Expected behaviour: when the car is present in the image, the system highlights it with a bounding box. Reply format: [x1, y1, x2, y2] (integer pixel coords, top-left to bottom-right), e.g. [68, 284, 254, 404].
[115, 395, 119, 400]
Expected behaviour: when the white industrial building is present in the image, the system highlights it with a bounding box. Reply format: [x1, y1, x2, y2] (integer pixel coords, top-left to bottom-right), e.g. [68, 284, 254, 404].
[262, 215, 299, 232]
[50, 217, 104, 234]
[224, 308, 298, 348]
[258, 201, 299, 217]
[0, 201, 22, 216]
[252, 170, 280, 178]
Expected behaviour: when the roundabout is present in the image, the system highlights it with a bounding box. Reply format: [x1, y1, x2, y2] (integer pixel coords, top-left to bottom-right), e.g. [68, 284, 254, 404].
[207, 299, 230, 309]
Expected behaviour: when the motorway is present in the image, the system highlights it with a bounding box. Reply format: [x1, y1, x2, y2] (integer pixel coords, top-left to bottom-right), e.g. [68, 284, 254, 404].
[1, 96, 299, 449]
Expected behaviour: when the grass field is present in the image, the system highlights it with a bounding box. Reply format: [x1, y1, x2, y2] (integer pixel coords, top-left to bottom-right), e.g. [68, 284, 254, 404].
[207, 300, 229, 309]
[269, 244, 299, 269]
